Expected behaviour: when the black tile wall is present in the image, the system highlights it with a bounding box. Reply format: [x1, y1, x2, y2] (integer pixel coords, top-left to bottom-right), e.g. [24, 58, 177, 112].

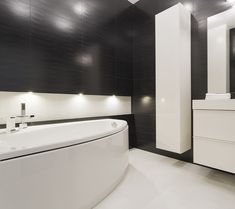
[132, 0, 232, 162]
[0, 0, 133, 96]
[0, 0, 31, 92]
[1, 0, 234, 160]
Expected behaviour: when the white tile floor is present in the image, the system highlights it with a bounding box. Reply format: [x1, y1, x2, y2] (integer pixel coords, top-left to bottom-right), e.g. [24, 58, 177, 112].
[94, 149, 235, 209]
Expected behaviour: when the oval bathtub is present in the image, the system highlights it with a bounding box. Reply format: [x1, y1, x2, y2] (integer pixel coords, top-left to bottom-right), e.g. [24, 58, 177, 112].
[0, 119, 129, 209]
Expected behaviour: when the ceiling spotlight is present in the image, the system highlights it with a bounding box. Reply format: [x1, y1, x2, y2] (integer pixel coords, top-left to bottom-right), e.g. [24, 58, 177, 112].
[76, 54, 93, 66]
[73, 3, 87, 15]
[53, 16, 74, 32]
[8, 1, 30, 18]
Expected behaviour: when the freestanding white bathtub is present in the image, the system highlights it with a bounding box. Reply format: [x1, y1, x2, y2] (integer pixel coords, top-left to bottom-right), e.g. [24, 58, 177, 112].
[0, 119, 129, 209]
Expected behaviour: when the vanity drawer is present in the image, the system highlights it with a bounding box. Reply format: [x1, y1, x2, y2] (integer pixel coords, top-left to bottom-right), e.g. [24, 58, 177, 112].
[194, 136, 235, 174]
[194, 110, 235, 142]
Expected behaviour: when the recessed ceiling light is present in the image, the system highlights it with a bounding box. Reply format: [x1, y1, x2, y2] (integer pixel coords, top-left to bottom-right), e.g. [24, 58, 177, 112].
[76, 54, 93, 66]
[73, 3, 87, 15]
[8, 1, 30, 18]
[53, 17, 74, 32]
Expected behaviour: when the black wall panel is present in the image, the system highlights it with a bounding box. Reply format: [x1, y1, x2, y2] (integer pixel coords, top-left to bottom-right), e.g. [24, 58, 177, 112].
[0, 0, 133, 96]
[0, 0, 31, 92]
[132, 0, 232, 162]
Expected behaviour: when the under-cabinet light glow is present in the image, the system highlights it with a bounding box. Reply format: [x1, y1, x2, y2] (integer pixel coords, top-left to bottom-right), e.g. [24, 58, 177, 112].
[106, 95, 118, 107]
[18, 92, 38, 104]
[73, 93, 87, 105]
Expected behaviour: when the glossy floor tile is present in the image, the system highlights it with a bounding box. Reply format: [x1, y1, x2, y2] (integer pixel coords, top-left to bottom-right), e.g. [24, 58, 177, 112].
[94, 149, 235, 209]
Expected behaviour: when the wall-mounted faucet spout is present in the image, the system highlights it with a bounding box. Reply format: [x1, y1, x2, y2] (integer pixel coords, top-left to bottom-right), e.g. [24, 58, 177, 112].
[21, 103, 26, 117]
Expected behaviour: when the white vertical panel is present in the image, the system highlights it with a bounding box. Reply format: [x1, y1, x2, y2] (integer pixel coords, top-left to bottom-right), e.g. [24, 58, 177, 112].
[155, 3, 191, 154]
[208, 25, 229, 94]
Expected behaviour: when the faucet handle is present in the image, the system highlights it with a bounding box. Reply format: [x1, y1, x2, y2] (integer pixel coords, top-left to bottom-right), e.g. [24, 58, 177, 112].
[6, 117, 16, 132]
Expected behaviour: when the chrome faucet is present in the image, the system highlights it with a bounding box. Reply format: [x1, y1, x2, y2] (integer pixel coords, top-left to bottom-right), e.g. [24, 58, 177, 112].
[16, 103, 35, 129]
[3, 104, 34, 134]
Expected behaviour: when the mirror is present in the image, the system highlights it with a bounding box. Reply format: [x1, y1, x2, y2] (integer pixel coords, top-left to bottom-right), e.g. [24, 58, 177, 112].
[207, 7, 235, 99]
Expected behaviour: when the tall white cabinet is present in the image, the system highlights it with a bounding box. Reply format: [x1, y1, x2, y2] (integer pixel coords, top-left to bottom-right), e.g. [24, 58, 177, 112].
[155, 3, 191, 154]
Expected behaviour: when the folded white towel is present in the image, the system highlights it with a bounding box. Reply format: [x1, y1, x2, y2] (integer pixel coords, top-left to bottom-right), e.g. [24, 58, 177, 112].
[205, 93, 231, 100]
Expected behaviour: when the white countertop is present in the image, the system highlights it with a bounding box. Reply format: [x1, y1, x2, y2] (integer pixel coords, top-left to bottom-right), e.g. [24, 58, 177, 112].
[193, 99, 235, 110]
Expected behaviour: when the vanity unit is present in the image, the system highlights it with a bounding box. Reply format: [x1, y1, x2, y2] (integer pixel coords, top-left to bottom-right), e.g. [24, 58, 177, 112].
[193, 5, 235, 174]
[193, 100, 235, 174]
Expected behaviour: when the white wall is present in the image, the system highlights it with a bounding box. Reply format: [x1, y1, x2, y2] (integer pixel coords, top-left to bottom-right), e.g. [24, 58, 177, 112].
[0, 91, 131, 124]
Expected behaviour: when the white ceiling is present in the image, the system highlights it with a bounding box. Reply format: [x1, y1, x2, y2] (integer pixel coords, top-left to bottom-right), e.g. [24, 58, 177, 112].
[127, 0, 140, 4]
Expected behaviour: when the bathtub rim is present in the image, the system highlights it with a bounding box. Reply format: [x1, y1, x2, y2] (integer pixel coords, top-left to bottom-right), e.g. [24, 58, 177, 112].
[0, 119, 128, 162]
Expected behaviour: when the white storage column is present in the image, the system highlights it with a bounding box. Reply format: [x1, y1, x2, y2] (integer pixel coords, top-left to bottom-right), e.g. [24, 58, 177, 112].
[155, 3, 191, 154]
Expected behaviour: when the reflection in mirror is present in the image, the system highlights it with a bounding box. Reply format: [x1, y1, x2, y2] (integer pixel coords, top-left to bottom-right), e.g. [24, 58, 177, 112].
[207, 7, 235, 99]
[7, 1, 30, 19]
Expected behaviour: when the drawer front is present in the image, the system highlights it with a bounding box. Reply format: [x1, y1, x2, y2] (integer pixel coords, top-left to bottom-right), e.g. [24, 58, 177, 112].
[194, 137, 235, 174]
[194, 110, 235, 142]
